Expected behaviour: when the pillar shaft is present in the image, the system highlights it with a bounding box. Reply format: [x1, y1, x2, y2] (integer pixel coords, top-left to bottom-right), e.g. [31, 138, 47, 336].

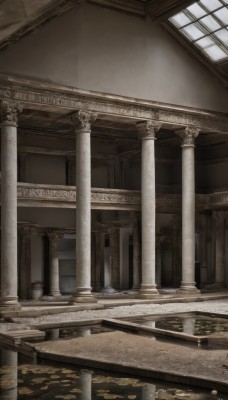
[48, 233, 61, 297]
[176, 127, 200, 294]
[137, 120, 161, 298]
[0, 101, 22, 310]
[19, 226, 32, 299]
[132, 215, 141, 290]
[70, 110, 97, 303]
[214, 211, 226, 287]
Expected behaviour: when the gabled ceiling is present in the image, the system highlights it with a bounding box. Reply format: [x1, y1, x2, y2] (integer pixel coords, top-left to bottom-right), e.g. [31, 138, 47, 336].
[0, 0, 228, 88]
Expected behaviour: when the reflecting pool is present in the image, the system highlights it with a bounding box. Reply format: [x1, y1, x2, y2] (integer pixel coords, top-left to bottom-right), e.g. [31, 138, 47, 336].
[1, 348, 227, 400]
[131, 313, 228, 336]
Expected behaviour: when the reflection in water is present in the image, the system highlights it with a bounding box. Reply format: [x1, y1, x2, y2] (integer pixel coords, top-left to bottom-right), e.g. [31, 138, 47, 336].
[182, 318, 196, 335]
[0, 348, 227, 400]
[0, 349, 18, 400]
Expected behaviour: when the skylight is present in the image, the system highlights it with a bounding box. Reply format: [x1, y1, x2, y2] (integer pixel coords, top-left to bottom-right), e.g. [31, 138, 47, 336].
[169, 0, 228, 62]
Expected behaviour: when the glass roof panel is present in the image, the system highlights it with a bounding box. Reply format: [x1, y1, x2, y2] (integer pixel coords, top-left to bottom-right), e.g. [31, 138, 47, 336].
[181, 24, 205, 41]
[214, 28, 228, 45]
[195, 36, 215, 49]
[169, 12, 192, 28]
[203, 43, 228, 61]
[214, 7, 228, 25]
[169, 0, 228, 63]
[200, 15, 221, 31]
[199, 0, 222, 12]
[187, 3, 207, 18]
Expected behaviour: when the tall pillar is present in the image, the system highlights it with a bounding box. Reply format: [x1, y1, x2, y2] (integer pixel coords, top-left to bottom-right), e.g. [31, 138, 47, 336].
[199, 214, 208, 287]
[0, 101, 22, 310]
[18, 226, 32, 300]
[132, 213, 141, 290]
[176, 127, 200, 294]
[213, 211, 226, 289]
[70, 110, 97, 303]
[48, 232, 62, 297]
[109, 227, 120, 290]
[137, 120, 161, 298]
[156, 235, 162, 289]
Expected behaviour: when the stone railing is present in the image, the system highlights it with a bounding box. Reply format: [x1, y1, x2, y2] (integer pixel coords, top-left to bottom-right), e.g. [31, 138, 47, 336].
[16, 183, 141, 211]
[0, 182, 224, 211]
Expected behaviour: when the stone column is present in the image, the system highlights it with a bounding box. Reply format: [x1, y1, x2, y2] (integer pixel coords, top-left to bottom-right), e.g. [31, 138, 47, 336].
[137, 120, 161, 298]
[156, 235, 162, 289]
[199, 214, 208, 287]
[132, 213, 141, 290]
[18, 226, 32, 300]
[48, 232, 61, 297]
[0, 101, 22, 310]
[109, 227, 120, 290]
[213, 211, 226, 289]
[70, 110, 97, 303]
[172, 215, 181, 288]
[176, 127, 200, 294]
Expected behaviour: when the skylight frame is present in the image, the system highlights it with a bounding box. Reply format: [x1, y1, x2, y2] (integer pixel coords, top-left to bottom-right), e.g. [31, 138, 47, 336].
[169, 0, 228, 63]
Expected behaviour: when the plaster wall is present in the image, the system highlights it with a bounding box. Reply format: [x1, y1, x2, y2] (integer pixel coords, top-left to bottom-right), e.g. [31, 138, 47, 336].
[18, 208, 76, 228]
[0, 4, 228, 111]
[196, 161, 228, 192]
[24, 154, 66, 185]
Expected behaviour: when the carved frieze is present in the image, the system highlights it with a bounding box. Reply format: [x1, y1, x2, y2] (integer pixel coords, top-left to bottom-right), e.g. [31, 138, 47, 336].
[0, 182, 226, 211]
[1, 77, 228, 133]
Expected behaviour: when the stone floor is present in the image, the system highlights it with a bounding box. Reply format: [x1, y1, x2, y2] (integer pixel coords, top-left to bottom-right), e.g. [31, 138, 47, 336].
[0, 293, 228, 392]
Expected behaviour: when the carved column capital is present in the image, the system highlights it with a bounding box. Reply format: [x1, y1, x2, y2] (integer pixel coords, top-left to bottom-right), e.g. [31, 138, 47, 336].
[137, 120, 162, 140]
[72, 110, 97, 131]
[0, 100, 23, 127]
[176, 126, 200, 146]
[46, 230, 63, 240]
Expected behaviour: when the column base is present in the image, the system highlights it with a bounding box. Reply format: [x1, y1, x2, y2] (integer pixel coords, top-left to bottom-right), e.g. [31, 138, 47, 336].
[176, 282, 200, 296]
[0, 296, 21, 311]
[99, 287, 118, 294]
[137, 284, 159, 299]
[48, 291, 62, 297]
[69, 287, 97, 304]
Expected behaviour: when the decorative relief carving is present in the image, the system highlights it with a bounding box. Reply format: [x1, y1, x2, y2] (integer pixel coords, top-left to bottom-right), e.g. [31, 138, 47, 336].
[72, 110, 97, 131]
[175, 126, 200, 146]
[137, 120, 162, 140]
[17, 186, 76, 201]
[0, 81, 228, 133]
[0, 100, 23, 126]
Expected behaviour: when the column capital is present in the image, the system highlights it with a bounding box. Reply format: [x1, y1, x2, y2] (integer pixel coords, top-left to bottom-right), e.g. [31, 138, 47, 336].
[46, 230, 63, 240]
[176, 126, 200, 146]
[137, 120, 162, 140]
[72, 110, 97, 131]
[0, 100, 23, 127]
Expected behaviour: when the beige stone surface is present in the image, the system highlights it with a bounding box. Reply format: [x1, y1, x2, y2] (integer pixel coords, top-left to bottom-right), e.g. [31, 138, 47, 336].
[35, 331, 228, 385]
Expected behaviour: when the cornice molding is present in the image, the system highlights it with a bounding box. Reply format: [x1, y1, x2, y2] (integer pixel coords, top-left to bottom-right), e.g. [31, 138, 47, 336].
[1, 76, 228, 133]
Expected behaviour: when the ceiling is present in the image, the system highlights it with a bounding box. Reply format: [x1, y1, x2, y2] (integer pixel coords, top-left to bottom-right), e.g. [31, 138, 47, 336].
[0, 0, 228, 87]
